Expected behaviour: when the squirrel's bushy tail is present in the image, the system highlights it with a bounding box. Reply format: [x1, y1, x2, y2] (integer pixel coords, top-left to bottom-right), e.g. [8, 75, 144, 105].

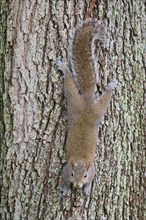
[70, 20, 104, 101]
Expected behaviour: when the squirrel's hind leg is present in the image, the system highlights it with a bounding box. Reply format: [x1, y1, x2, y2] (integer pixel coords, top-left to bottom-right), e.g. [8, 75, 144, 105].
[56, 59, 81, 101]
[56, 59, 84, 121]
[94, 79, 118, 121]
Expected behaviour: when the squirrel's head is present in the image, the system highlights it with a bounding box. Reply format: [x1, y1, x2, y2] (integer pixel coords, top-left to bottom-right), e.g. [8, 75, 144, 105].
[64, 158, 94, 188]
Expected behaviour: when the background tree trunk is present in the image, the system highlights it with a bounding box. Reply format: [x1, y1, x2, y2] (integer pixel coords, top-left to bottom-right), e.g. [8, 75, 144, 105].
[1, 0, 145, 219]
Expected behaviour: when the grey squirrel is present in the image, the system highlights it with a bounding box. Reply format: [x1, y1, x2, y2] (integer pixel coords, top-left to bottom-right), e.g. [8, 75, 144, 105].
[57, 20, 117, 196]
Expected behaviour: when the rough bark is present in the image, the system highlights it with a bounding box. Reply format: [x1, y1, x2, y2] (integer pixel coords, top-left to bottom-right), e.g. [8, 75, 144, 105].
[1, 0, 145, 220]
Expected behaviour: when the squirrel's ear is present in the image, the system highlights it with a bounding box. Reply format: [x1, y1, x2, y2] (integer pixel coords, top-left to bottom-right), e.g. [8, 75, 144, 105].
[85, 161, 92, 170]
[68, 158, 77, 168]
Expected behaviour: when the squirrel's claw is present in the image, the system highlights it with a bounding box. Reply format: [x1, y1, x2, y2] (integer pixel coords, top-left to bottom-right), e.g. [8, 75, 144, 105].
[106, 79, 118, 91]
[56, 58, 65, 72]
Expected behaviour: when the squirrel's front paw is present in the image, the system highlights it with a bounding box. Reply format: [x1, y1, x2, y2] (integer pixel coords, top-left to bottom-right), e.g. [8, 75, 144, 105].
[106, 79, 118, 91]
[83, 183, 91, 196]
[60, 185, 70, 197]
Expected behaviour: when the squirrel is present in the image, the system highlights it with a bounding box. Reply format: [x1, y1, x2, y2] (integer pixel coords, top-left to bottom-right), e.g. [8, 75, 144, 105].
[57, 19, 117, 196]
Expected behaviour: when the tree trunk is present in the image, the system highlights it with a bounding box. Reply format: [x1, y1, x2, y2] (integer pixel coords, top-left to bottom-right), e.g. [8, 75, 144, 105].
[1, 0, 145, 219]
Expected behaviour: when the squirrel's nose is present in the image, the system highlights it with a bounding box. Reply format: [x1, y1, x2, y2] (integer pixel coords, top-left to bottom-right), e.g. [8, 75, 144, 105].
[75, 182, 83, 188]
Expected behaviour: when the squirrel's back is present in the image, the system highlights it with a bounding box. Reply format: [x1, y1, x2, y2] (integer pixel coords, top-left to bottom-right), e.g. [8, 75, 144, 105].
[70, 20, 102, 101]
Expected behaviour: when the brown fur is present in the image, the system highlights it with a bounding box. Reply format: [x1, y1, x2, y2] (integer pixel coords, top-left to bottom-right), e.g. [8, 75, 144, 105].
[57, 20, 117, 196]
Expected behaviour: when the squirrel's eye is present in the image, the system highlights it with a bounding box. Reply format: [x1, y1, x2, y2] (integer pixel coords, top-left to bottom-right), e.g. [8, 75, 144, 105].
[71, 172, 74, 177]
[84, 174, 87, 178]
